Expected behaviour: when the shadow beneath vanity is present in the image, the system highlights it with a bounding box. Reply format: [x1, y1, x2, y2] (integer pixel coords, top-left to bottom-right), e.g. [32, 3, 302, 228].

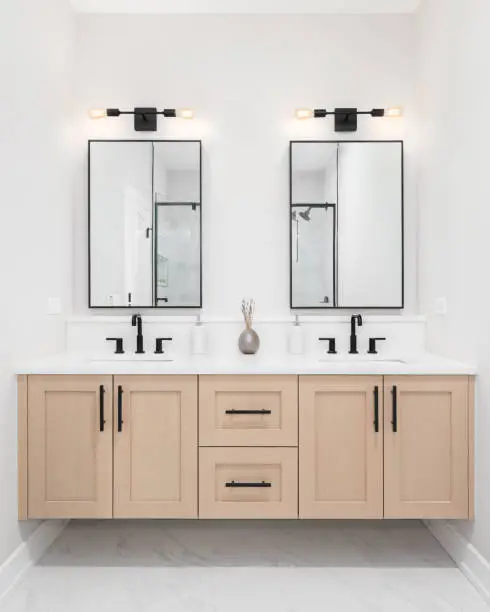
[38, 520, 454, 569]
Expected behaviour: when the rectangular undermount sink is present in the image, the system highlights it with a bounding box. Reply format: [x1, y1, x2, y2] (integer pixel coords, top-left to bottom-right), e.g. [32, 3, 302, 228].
[319, 356, 408, 364]
[90, 355, 174, 363]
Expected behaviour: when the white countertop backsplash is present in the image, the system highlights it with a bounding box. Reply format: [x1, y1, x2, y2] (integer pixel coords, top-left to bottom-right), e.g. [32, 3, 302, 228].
[14, 315, 476, 376]
[65, 315, 427, 359]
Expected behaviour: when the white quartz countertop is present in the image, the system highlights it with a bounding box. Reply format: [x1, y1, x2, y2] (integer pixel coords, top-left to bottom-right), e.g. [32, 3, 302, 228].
[16, 353, 477, 376]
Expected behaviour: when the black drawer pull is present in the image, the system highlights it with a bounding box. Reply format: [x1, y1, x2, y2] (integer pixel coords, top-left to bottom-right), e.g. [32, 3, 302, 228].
[373, 386, 379, 433]
[117, 385, 124, 432]
[99, 385, 105, 432]
[225, 480, 272, 488]
[225, 409, 272, 415]
[392, 385, 398, 433]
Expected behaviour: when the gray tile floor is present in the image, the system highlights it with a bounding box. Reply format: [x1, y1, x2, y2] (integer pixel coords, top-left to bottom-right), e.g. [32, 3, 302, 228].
[0, 520, 487, 611]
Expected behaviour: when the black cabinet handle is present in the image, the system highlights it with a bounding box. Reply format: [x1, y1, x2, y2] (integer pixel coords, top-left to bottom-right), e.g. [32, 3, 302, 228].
[373, 386, 379, 433]
[392, 385, 398, 432]
[225, 481, 272, 488]
[99, 385, 105, 432]
[117, 385, 124, 432]
[225, 409, 272, 415]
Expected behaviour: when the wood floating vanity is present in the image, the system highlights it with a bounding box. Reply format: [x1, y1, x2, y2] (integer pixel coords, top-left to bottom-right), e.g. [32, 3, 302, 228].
[18, 374, 474, 521]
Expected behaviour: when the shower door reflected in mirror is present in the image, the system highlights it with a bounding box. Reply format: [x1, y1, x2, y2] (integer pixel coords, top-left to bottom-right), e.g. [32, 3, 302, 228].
[153, 142, 201, 307]
[155, 204, 201, 307]
[291, 206, 336, 307]
[290, 141, 403, 309]
[89, 140, 202, 308]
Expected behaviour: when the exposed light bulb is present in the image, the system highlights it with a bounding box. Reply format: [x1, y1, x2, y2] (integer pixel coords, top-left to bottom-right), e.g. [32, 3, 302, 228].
[385, 107, 403, 118]
[295, 108, 314, 120]
[178, 108, 194, 119]
[88, 108, 107, 120]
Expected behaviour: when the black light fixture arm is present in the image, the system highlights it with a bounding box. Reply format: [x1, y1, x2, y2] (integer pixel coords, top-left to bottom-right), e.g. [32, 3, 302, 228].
[315, 107, 387, 132]
[296, 106, 402, 132]
[101, 108, 181, 117]
[89, 106, 193, 131]
[313, 108, 385, 118]
[111, 109, 177, 116]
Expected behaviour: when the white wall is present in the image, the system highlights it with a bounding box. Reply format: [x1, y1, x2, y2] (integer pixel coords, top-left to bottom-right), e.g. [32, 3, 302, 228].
[417, 0, 490, 564]
[73, 13, 418, 318]
[0, 0, 73, 565]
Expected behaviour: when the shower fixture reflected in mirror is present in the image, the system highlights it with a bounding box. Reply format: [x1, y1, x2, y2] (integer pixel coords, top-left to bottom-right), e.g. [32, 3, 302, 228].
[297, 203, 336, 223]
[291, 203, 337, 304]
[291, 203, 337, 266]
[299, 207, 312, 222]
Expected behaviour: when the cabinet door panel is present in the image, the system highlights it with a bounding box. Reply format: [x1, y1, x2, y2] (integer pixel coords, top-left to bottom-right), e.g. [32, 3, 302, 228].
[28, 375, 113, 519]
[299, 376, 383, 518]
[113, 376, 198, 518]
[384, 376, 469, 519]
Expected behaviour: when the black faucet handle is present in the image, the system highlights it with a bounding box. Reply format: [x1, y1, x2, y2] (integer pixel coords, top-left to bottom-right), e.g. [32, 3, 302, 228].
[368, 337, 386, 355]
[155, 337, 173, 355]
[106, 337, 124, 354]
[319, 337, 337, 355]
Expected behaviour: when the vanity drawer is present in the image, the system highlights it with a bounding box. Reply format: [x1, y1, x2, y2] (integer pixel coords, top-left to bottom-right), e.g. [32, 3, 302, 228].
[199, 447, 298, 519]
[199, 375, 298, 446]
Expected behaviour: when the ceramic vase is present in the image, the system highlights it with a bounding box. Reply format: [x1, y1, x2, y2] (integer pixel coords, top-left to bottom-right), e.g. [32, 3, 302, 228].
[238, 327, 260, 355]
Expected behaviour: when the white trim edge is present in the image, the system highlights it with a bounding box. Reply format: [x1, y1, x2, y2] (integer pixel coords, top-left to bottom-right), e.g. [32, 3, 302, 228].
[427, 520, 490, 604]
[0, 520, 68, 603]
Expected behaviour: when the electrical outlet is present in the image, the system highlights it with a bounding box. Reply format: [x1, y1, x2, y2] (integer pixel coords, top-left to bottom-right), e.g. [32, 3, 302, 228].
[47, 297, 62, 315]
[434, 297, 447, 316]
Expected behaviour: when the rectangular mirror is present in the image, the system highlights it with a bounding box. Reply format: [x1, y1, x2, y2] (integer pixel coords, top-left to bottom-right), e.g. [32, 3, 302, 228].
[89, 140, 202, 308]
[290, 140, 403, 309]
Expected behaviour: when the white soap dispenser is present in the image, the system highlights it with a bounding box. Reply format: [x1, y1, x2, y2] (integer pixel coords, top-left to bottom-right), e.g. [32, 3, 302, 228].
[288, 314, 304, 355]
[191, 314, 207, 355]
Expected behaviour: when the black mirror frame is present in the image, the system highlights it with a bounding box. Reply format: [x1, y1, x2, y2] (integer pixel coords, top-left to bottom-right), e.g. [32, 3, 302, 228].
[289, 139, 404, 310]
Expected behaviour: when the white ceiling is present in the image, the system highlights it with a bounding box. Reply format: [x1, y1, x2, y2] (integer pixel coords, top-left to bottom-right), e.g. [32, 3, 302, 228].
[71, 0, 421, 14]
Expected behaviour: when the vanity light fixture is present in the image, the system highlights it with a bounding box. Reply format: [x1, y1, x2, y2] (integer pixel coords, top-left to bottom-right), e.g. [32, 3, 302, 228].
[88, 107, 195, 131]
[294, 107, 403, 132]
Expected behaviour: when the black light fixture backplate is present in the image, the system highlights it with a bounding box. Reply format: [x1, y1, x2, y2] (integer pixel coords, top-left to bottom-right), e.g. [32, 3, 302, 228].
[335, 108, 358, 132]
[134, 107, 158, 131]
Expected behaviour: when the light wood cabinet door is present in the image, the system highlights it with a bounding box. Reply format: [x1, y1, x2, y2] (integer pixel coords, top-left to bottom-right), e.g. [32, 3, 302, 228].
[199, 447, 298, 519]
[113, 376, 198, 518]
[27, 375, 113, 519]
[299, 376, 383, 519]
[384, 376, 469, 519]
[199, 375, 298, 447]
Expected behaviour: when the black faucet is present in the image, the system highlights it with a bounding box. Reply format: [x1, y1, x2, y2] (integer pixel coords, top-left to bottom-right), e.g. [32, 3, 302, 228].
[349, 314, 363, 354]
[131, 314, 145, 354]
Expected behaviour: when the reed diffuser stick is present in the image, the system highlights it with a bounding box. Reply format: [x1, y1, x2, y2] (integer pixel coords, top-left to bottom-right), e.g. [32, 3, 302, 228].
[241, 298, 255, 330]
